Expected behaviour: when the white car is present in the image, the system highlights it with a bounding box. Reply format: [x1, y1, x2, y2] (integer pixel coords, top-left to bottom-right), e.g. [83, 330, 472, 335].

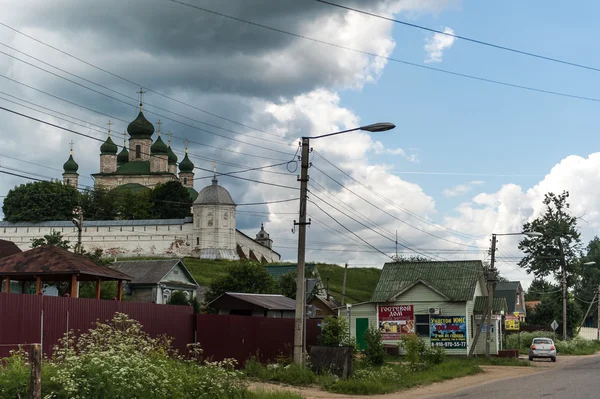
[528, 337, 557, 362]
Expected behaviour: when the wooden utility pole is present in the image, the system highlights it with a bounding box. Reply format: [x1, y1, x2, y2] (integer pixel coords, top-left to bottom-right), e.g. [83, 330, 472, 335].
[597, 284, 600, 341]
[556, 238, 568, 341]
[341, 263, 348, 306]
[468, 302, 489, 357]
[29, 343, 41, 399]
[72, 207, 83, 255]
[485, 234, 497, 358]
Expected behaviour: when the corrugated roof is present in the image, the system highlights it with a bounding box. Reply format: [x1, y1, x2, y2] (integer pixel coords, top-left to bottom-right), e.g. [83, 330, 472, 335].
[473, 296, 508, 313]
[110, 260, 198, 286]
[264, 263, 316, 280]
[223, 292, 295, 310]
[0, 217, 192, 228]
[0, 246, 131, 281]
[495, 281, 522, 313]
[371, 261, 485, 302]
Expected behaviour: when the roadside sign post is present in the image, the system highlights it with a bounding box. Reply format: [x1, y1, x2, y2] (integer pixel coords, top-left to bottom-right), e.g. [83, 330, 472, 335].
[551, 320, 559, 341]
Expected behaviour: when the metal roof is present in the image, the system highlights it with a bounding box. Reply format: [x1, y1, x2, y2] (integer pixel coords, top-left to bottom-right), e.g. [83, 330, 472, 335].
[194, 177, 235, 205]
[0, 217, 193, 228]
[473, 296, 508, 314]
[371, 260, 485, 302]
[110, 259, 198, 286]
[213, 292, 296, 310]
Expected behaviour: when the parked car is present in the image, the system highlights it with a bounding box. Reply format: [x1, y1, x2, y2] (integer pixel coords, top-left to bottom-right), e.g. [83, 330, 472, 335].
[529, 337, 556, 362]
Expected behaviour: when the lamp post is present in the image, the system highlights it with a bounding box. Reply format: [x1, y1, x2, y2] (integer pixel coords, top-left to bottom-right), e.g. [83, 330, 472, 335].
[292, 122, 395, 366]
[485, 231, 542, 358]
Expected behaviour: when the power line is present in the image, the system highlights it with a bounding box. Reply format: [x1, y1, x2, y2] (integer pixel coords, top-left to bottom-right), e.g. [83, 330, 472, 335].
[314, 0, 600, 74]
[311, 163, 482, 249]
[0, 21, 284, 140]
[164, 0, 600, 105]
[0, 106, 298, 191]
[308, 198, 393, 260]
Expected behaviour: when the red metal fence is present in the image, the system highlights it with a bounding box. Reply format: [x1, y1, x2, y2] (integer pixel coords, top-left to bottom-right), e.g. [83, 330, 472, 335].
[0, 293, 321, 365]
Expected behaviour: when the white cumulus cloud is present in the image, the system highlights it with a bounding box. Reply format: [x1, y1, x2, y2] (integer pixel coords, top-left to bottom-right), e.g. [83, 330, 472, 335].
[443, 180, 485, 197]
[424, 27, 455, 63]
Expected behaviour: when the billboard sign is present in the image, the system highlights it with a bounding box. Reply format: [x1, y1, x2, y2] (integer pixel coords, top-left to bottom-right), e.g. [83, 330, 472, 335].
[430, 315, 467, 348]
[378, 305, 414, 340]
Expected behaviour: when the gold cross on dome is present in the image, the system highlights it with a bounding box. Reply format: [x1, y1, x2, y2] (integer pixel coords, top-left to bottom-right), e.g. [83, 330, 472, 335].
[68, 140, 74, 154]
[156, 120, 162, 135]
[106, 120, 112, 136]
[137, 87, 146, 110]
[185, 139, 189, 153]
[167, 131, 172, 146]
[213, 161, 217, 174]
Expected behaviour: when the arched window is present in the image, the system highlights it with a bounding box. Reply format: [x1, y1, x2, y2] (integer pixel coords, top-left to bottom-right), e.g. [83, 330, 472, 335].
[66, 178, 70, 185]
[135, 145, 141, 159]
[183, 177, 188, 185]
[196, 237, 200, 245]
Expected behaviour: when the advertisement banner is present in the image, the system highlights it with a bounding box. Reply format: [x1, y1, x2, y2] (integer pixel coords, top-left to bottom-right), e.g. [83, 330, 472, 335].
[430, 315, 467, 348]
[378, 305, 414, 340]
[505, 315, 520, 331]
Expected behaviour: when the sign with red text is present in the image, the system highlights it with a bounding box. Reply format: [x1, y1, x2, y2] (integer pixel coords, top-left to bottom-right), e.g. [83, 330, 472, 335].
[430, 315, 467, 348]
[378, 304, 414, 340]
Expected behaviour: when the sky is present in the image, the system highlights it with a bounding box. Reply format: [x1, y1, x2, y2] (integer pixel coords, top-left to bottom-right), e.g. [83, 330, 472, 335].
[1, 0, 600, 288]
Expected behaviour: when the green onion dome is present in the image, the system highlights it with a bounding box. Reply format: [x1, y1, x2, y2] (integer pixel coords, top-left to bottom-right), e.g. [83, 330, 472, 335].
[127, 111, 154, 140]
[63, 152, 79, 174]
[117, 146, 129, 166]
[150, 135, 168, 155]
[100, 136, 118, 155]
[167, 145, 178, 164]
[179, 152, 195, 173]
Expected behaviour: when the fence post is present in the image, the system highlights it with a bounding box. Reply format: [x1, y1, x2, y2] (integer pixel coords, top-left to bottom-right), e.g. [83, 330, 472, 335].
[29, 343, 42, 399]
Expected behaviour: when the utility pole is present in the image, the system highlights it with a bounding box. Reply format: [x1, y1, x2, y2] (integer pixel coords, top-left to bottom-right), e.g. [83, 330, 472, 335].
[485, 234, 497, 358]
[72, 207, 83, 255]
[341, 263, 348, 306]
[597, 284, 600, 341]
[556, 238, 568, 341]
[293, 138, 311, 365]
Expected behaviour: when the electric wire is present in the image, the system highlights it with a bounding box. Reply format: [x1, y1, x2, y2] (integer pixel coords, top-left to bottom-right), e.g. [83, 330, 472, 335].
[313, 0, 600, 74]
[164, 0, 600, 105]
[0, 21, 284, 140]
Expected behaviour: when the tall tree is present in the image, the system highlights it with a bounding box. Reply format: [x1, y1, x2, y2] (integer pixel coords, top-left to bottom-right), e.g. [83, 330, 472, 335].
[525, 278, 558, 301]
[150, 181, 192, 219]
[277, 269, 320, 300]
[205, 261, 276, 304]
[3, 181, 80, 222]
[116, 189, 153, 220]
[518, 191, 582, 285]
[80, 187, 119, 220]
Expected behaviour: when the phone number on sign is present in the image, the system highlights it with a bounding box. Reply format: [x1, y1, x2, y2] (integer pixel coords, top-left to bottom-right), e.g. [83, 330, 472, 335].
[432, 341, 467, 348]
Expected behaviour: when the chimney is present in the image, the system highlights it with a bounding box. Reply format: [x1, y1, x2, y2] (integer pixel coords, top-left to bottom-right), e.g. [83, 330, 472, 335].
[326, 277, 330, 301]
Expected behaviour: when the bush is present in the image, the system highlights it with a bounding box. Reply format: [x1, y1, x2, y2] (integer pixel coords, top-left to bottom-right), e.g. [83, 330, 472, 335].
[321, 317, 351, 347]
[363, 326, 385, 366]
[168, 291, 191, 306]
[244, 357, 319, 386]
[1, 313, 249, 399]
[400, 334, 445, 371]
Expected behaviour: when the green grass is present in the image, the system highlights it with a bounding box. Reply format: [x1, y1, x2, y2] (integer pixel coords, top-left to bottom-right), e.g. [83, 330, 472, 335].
[247, 389, 304, 399]
[316, 263, 381, 304]
[183, 258, 241, 286]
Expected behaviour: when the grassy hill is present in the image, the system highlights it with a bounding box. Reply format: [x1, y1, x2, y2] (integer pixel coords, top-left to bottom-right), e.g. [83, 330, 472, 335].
[115, 257, 382, 304]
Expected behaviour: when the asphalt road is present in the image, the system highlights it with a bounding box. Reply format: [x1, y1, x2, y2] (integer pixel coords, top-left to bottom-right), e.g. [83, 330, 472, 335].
[432, 355, 600, 399]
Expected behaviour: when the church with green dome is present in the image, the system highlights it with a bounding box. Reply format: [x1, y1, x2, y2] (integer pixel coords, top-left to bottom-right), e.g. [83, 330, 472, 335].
[62, 103, 198, 200]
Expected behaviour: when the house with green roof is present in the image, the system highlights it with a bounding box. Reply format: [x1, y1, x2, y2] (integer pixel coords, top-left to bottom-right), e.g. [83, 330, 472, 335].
[494, 281, 526, 321]
[340, 260, 507, 356]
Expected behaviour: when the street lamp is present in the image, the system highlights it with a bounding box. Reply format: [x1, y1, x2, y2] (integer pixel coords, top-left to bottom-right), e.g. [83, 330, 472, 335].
[292, 122, 395, 366]
[482, 231, 542, 358]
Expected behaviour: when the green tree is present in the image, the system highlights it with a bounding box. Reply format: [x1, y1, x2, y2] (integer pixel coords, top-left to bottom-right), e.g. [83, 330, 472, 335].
[526, 291, 582, 335]
[3, 181, 80, 222]
[363, 326, 385, 365]
[574, 237, 600, 327]
[518, 191, 582, 285]
[150, 181, 192, 219]
[205, 261, 276, 304]
[277, 269, 320, 300]
[80, 187, 119, 220]
[116, 189, 153, 220]
[321, 316, 351, 347]
[525, 278, 558, 301]
[79, 282, 118, 300]
[31, 231, 70, 249]
[167, 291, 191, 306]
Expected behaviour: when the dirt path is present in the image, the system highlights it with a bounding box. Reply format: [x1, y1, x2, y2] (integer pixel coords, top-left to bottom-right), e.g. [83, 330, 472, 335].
[249, 362, 558, 399]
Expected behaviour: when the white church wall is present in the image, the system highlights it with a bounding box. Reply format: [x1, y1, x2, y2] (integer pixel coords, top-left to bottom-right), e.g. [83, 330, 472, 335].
[236, 231, 281, 262]
[193, 204, 236, 250]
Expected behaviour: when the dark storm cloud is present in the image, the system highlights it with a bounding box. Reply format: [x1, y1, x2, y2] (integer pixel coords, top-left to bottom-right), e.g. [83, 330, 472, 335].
[6, 0, 392, 98]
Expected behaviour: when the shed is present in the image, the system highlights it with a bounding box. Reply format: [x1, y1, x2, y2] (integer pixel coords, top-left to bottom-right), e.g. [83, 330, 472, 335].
[0, 245, 131, 299]
[110, 259, 199, 304]
[208, 292, 296, 318]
